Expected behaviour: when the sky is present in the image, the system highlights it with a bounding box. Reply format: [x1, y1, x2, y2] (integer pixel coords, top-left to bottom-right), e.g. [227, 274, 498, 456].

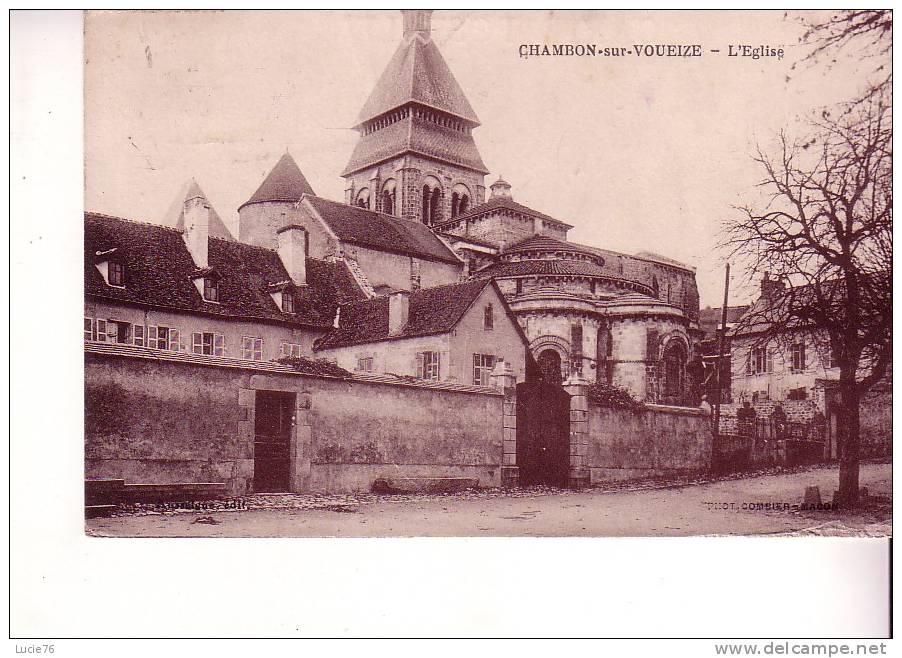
[83, 10, 879, 307]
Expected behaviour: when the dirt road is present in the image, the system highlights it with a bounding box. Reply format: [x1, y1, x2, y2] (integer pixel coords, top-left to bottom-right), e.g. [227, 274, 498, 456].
[86, 462, 891, 538]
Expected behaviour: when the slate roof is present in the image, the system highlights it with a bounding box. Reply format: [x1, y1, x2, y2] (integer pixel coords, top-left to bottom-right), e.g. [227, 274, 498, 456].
[163, 179, 234, 241]
[85, 212, 365, 328]
[443, 196, 573, 230]
[354, 33, 479, 127]
[315, 279, 492, 350]
[304, 195, 461, 264]
[342, 115, 488, 176]
[240, 152, 315, 210]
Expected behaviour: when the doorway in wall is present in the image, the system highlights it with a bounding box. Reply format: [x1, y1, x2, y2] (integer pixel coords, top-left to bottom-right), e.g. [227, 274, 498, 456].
[253, 390, 295, 493]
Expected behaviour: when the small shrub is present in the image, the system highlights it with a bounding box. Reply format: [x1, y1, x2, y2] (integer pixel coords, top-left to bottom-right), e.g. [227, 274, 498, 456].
[587, 383, 646, 411]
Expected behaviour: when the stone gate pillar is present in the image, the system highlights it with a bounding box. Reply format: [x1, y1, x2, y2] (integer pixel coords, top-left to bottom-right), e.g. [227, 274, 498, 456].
[490, 360, 519, 487]
[563, 373, 591, 488]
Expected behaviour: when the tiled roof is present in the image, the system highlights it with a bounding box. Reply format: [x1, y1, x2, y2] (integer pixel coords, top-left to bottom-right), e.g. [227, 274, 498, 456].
[699, 305, 751, 336]
[443, 196, 572, 229]
[634, 250, 691, 270]
[474, 259, 613, 279]
[240, 152, 315, 210]
[304, 195, 461, 264]
[502, 234, 600, 259]
[85, 212, 365, 328]
[314, 279, 491, 350]
[164, 179, 235, 241]
[342, 116, 488, 175]
[354, 34, 479, 127]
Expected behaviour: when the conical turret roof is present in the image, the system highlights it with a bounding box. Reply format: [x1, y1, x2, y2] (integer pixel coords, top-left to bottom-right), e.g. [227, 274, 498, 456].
[164, 179, 234, 240]
[240, 152, 315, 210]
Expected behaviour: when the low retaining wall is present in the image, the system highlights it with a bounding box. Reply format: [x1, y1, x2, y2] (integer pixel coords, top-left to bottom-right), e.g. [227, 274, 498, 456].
[85, 344, 504, 494]
[587, 403, 713, 482]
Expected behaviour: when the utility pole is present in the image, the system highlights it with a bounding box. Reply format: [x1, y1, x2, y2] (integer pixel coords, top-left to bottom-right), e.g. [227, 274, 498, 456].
[712, 263, 730, 440]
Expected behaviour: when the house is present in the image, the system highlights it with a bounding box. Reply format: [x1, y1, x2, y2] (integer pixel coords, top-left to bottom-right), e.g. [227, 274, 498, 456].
[314, 279, 529, 384]
[85, 191, 367, 363]
[720, 274, 890, 459]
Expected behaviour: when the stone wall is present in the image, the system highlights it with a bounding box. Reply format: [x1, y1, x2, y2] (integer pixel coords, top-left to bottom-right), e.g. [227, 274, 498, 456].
[586, 403, 713, 482]
[85, 345, 504, 495]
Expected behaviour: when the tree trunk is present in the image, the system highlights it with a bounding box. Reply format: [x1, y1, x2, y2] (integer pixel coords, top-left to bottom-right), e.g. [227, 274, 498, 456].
[836, 370, 861, 508]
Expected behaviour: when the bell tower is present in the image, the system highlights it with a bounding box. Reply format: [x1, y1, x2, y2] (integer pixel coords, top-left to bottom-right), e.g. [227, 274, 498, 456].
[341, 10, 487, 227]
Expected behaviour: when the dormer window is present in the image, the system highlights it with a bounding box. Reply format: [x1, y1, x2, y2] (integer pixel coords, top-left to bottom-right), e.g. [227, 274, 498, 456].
[94, 249, 125, 288]
[203, 277, 219, 303]
[108, 261, 125, 286]
[282, 291, 294, 314]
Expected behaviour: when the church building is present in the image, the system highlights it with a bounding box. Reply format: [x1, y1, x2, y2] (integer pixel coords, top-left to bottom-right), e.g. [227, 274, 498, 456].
[281, 10, 703, 404]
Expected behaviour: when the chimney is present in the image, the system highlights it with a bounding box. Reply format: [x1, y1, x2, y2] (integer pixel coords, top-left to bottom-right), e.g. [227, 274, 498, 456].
[182, 195, 210, 268]
[402, 10, 433, 39]
[388, 290, 410, 336]
[276, 225, 308, 286]
[760, 272, 785, 300]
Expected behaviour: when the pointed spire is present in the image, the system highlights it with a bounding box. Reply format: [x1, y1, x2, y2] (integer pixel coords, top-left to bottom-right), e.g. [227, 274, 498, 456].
[240, 152, 315, 210]
[164, 178, 234, 241]
[352, 11, 479, 128]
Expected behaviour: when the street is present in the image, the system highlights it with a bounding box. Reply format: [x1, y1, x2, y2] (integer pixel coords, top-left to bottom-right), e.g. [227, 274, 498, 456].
[86, 462, 892, 538]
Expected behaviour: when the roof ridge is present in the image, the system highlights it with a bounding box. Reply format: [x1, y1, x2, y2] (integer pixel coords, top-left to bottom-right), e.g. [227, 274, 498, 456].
[85, 211, 183, 232]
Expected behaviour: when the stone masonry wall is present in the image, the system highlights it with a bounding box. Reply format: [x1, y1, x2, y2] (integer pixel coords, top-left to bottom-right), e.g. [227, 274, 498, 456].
[85, 348, 504, 495]
[587, 403, 713, 482]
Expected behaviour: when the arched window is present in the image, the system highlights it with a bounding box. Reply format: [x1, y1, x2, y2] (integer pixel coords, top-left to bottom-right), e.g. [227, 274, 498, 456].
[421, 177, 442, 225]
[381, 179, 396, 216]
[662, 340, 687, 401]
[429, 187, 441, 224]
[450, 184, 471, 218]
[422, 185, 431, 224]
[651, 276, 660, 298]
[355, 188, 370, 209]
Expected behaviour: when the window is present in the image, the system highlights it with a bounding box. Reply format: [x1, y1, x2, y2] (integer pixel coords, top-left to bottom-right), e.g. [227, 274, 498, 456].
[590, 280, 597, 295]
[148, 326, 180, 351]
[282, 292, 294, 314]
[571, 322, 584, 371]
[824, 351, 835, 370]
[356, 356, 374, 373]
[133, 324, 145, 347]
[484, 304, 494, 330]
[99, 320, 131, 344]
[473, 354, 497, 386]
[516, 279, 523, 295]
[108, 261, 125, 286]
[416, 351, 440, 381]
[748, 346, 772, 375]
[84, 317, 94, 341]
[203, 278, 219, 303]
[790, 341, 806, 373]
[280, 342, 302, 358]
[242, 336, 264, 360]
[192, 332, 224, 356]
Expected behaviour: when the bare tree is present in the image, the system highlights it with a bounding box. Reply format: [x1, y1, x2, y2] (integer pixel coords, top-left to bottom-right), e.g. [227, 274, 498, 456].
[726, 89, 891, 507]
[794, 10, 892, 103]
